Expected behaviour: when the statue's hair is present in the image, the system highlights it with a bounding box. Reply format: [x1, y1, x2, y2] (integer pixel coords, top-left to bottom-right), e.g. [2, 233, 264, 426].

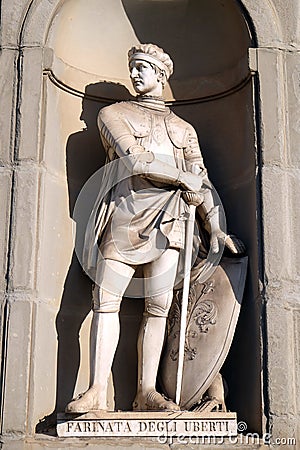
[128, 43, 173, 80]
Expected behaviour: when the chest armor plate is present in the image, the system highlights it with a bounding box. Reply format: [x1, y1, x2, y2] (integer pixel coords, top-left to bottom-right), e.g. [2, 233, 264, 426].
[119, 102, 191, 149]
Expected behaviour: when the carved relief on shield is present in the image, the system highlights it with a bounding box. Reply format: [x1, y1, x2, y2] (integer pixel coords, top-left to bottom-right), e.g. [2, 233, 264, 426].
[159, 257, 248, 410]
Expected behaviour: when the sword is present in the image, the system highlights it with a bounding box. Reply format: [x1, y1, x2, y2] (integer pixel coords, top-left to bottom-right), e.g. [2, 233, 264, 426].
[175, 190, 203, 406]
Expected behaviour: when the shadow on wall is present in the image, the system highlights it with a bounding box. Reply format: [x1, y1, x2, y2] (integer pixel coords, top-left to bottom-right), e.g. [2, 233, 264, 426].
[36, 82, 136, 432]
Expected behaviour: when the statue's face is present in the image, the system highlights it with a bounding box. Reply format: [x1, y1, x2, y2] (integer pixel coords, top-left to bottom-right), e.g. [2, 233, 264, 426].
[129, 59, 160, 95]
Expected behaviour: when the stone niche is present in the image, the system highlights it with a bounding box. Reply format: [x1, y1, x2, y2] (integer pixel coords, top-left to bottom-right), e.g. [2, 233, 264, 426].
[39, 0, 260, 433]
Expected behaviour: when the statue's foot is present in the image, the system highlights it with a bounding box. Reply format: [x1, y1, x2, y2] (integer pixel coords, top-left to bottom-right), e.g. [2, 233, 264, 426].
[65, 386, 106, 413]
[194, 396, 226, 413]
[133, 390, 180, 412]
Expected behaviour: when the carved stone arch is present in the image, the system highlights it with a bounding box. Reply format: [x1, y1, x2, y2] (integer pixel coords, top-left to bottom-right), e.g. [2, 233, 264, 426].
[240, 0, 282, 46]
[17, 0, 282, 48]
[19, 0, 64, 46]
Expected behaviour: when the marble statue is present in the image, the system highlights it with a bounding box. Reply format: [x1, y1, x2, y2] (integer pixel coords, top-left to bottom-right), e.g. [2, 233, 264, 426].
[65, 43, 244, 414]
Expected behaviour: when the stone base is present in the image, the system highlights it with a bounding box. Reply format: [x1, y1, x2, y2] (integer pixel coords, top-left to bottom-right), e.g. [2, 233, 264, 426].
[57, 411, 237, 438]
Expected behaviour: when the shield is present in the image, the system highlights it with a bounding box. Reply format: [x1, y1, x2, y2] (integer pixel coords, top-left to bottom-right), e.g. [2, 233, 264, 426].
[159, 256, 248, 410]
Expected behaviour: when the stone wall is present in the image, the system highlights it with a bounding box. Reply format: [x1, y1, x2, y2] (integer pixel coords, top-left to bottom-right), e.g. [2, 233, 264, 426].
[0, 0, 299, 448]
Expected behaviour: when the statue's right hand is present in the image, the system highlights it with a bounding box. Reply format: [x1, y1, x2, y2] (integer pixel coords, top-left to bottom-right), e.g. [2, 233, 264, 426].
[179, 171, 203, 192]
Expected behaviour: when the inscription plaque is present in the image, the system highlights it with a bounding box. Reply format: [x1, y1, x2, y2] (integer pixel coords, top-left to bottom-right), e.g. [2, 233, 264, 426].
[57, 411, 237, 438]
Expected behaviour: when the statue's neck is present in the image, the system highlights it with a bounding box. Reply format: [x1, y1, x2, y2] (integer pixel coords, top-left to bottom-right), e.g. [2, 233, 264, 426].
[134, 94, 166, 112]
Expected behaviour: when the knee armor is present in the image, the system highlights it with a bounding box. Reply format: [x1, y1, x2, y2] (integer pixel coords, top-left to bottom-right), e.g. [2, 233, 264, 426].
[92, 285, 122, 313]
[144, 290, 173, 318]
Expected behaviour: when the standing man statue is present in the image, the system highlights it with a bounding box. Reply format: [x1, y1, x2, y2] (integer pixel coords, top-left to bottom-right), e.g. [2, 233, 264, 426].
[66, 43, 237, 414]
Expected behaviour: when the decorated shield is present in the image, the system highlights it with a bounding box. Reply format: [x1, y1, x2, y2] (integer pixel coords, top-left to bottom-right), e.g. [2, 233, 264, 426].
[159, 256, 248, 410]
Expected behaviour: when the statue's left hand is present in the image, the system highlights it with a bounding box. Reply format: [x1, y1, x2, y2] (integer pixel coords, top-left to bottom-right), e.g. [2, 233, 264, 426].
[210, 231, 246, 255]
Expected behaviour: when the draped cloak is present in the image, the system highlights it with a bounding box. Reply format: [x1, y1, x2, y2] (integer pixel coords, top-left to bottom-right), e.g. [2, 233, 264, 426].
[82, 100, 208, 279]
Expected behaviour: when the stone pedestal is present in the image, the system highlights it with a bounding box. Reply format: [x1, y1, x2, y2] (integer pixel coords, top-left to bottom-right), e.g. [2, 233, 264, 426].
[57, 411, 237, 438]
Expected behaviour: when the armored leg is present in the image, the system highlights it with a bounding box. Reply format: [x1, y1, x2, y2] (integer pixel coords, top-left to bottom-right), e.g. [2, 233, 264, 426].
[133, 248, 180, 411]
[65, 259, 135, 413]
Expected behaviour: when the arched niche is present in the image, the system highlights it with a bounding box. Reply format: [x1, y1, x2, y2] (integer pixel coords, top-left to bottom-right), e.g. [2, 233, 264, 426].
[39, 0, 262, 433]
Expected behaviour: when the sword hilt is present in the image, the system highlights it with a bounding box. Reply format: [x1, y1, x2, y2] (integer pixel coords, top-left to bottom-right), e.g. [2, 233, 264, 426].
[182, 191, 204, 207]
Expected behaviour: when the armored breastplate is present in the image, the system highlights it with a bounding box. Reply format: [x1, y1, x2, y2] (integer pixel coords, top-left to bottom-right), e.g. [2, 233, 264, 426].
[142, 113, 176, 166]
[118, 101, 192, 150]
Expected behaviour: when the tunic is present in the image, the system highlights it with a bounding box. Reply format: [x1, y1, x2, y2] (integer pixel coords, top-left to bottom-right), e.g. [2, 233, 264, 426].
[83, 97, 207, 275]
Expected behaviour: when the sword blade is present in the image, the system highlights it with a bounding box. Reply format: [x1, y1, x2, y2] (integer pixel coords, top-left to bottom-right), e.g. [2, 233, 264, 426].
[175, 204, 196, 405]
